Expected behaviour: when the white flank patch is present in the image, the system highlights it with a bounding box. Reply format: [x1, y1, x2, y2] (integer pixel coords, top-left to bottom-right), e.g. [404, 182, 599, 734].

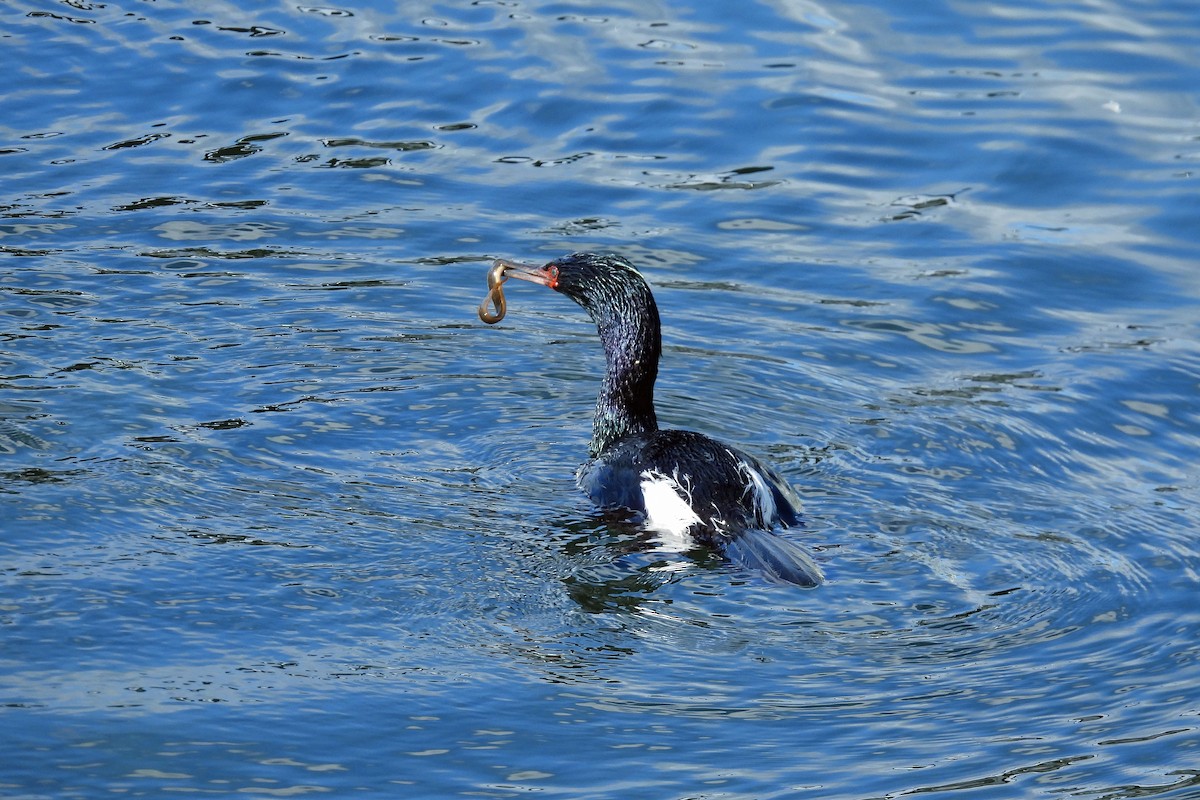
[736, 458, 777, 527]
[639, 469, 700, 552]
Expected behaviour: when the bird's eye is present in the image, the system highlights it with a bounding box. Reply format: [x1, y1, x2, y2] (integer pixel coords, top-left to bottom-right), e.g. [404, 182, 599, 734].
[548, 266, 560, 278]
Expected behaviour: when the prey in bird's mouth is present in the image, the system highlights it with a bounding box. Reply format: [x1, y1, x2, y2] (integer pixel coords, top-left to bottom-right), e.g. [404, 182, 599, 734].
[478, 260, 509, 324]
[477, 258, 559, 324]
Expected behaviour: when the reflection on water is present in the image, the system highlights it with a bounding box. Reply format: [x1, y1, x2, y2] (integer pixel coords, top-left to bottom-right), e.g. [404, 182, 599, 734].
[3, 0, 1200, 797]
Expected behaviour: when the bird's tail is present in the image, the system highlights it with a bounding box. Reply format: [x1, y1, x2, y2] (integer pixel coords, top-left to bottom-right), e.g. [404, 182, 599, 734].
[722, 528, 823, 588]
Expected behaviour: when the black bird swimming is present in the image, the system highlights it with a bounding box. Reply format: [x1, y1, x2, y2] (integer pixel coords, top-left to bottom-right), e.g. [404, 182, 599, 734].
[484, 252, 822, 587]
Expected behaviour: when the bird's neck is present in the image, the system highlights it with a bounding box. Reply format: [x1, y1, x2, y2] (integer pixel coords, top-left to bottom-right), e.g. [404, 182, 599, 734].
[589, 297, 661, 456]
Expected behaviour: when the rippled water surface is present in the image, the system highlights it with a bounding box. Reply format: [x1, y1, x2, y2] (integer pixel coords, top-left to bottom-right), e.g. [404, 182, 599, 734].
[4, 0, 1200, 797]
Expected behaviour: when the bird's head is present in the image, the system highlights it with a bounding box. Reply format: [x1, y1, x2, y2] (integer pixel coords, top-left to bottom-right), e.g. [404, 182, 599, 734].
[497, 252, 653, 322]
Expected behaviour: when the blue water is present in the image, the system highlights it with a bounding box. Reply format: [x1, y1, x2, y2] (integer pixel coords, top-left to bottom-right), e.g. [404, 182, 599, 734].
[4, 1, 1200, 797]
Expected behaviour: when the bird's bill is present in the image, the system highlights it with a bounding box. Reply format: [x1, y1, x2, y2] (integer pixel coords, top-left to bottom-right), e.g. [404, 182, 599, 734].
[494, 258, 556, 288]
